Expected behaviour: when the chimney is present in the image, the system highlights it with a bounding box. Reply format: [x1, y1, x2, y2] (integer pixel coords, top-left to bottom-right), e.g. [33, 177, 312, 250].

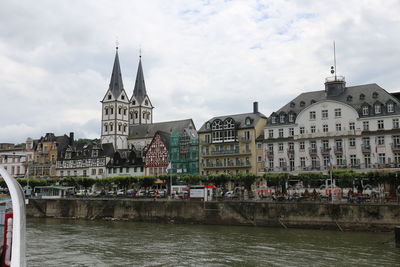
[69, 132, 74, 145]
[253, 102, 259, 113]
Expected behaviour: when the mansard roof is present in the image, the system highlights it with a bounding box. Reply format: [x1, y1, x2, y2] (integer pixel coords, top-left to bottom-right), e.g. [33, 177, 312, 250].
[198, 112, 267, 132]
[132, 58, 149, 105]
[59, 140, 115, 160]
[108, 49, 124, 99]
[268, 83, 400, 125]
[128, 119, 195, 139]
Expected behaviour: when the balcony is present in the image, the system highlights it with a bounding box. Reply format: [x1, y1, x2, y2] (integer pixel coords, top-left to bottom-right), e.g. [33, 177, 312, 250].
[391, 143, 400, 152]
[211, 149, 239, 155]
[240, 137, 252, 143]
[334, 146, 343, 154]
[287, 148, 295, 158]
[361, 144, 371, 153]
[202, 161, 251, 169]
[320, 147, 331, 155]
[308, 148, 318, 155]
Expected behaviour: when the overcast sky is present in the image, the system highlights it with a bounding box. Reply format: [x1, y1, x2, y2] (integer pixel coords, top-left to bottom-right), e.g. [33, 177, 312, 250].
[1, 0, 400, 143]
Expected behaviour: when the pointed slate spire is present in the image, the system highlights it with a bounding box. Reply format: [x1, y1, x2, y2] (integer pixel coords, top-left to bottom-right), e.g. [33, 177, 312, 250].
[108, 48, 124, 98]
[133, 57, 147, 104]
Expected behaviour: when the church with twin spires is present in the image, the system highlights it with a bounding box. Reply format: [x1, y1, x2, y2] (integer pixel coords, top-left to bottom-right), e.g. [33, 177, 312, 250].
[100, 47, 154, 150]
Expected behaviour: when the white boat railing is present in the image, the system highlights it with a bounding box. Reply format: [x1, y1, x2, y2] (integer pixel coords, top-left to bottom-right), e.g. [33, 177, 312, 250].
[0, 166, 26, 267]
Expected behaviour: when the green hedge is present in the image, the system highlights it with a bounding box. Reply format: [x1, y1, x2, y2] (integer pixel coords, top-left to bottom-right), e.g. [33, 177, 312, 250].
[11, 170, 400, 190]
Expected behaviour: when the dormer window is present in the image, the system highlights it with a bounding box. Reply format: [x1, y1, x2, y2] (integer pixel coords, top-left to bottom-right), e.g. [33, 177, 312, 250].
[280, 114, 285, 123]
[212, 120, 222, 130]
[224, 118, 235, 129]
[271, 116, 277, 124]
[245, 117, 251, 125]
[360, 94, 365, 100]
[92, 150, 98, 158]
[373, 92, 378, 99]
[290, 102, 295, 108]
[362, 106, 369, 116]
[387, 102, 394, 113]
[375, 104, 381, 114]
[288, 113, 295, 123]
[310, 99, 316, 104]
[205, 122, 211, 129]
[347, 95, 353, 102]
[300, 101, 305, 107]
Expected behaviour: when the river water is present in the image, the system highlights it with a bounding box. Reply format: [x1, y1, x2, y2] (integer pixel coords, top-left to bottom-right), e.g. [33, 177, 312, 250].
[26, 218, 399, 267]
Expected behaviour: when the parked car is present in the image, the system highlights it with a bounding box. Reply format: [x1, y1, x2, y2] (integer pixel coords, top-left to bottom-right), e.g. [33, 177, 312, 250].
[117, 189, 125, 196]
[224, 191, 235, 198]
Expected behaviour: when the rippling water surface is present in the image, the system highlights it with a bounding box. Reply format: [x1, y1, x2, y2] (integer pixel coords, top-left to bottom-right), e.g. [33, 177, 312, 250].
[26, 218, 399, 266]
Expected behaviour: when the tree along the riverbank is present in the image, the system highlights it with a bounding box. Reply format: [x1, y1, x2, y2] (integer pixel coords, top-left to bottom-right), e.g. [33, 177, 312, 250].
[5, 170, 400, 191]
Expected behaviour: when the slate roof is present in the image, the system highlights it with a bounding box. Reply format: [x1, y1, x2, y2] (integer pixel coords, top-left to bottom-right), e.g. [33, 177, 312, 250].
[268, 83, 400, 125]
[128, 119, 195, 139]
[198, 112, 267, 133]
[108, 49, 124, 99]
[107, 149, 143, 167]
[59, 140, 115, 160]
[132, 59, 148, 104]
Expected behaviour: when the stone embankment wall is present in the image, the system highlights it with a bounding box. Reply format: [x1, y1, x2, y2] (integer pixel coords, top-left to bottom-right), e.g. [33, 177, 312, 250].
[26, 199, 400, 231]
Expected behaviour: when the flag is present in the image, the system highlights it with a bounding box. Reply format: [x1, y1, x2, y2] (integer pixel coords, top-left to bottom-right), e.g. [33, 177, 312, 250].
[327, 153, 333, 170]
[166, 162, 172, 173]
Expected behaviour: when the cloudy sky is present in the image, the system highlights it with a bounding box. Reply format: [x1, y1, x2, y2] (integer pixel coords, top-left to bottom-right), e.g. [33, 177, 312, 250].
[1, 0, 400, 143]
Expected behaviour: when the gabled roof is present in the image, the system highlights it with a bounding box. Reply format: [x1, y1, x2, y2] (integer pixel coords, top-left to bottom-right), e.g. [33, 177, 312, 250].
[132, 58, 148, 105]
[128, 119, 195, 139]
[108, 49, 124, 99]
[198, 112, 267, 132]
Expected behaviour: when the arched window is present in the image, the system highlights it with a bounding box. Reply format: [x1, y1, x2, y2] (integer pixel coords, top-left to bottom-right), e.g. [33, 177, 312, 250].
[104, 124, 108, 132]
[245, 117, 252, 125]
[212, 120, 222, 130]
[300, 101, 305, 107]
[224, 118, 235, 129]
[105, 107, 109, 115]
[347, 95, 353, 102]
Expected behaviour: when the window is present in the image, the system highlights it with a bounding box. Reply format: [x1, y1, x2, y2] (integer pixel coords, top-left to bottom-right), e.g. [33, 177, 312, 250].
[310, 125, 316, 133]
[288, 142, 294, 150]
[145, 100, 148, 105]
[300, 101, 305, 107]
[278, 143, 284, 151]
[393, 135, 400, 146]
[360, 94, 365, 100]
[336, 123, 342, 131]
[299, 142, 305, 150]
[347, 95, 353, 102]
[268, 129, 274, 138]
[378, 153, 386, 164]
[350, 155, 357, 167]
[288, 113, 295, 122]
[323, 124, 328, 132]
[336, 155, 343, 166]
[110, 125, 113, 131]
[212, 120, 222, 130]
[349, 122, 355, 131]
[393, 119, 399, 129]
[300, 157, 306, 168]
[310, 141, 316, 149]
[364, 154, 371, 168]
[105, 108, 108, 115]
[104, 124, 108, 132]
[224, 119, 235, 129]
[279, 158, 285, 168]
[362, 106, 369, 115]
[289, 128, 294, 136]
[322, 110, 328, 119]
[280, 114, 285, 123]
[388, 103, 394, 113]
[271, 116, 276, 124]
[375, 104, 381, 114]
[349, 138, 356, 147]
[323, 156, 329, 168]
[257, 156, 262, 162]
[245, 118, 252, 125]
[334, 108, 341, 117]
[123, 109, 127, 115]
[108, 94, 111, 100]
[309, 111, 316, 120]
[118, 125, 121, 131]
[123, 125, 127, 132]
[299, 127, 305, 134]
[377, 136, 385, 145]
[110, 107, 113, 114]
[279, 129, 284, 138]
[143, 113, 145, 119]
[121, 95, 125, 100]
[363, 121, 369, 131]
[378, 120, 384, 130]
[257, 143, 262, 149]
[118, 108, 122, 115]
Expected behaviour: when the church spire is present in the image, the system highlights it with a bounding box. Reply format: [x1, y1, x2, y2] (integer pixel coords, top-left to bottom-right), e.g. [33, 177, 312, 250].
[133, 57, 148, 104]
[108, 47, 124, 98]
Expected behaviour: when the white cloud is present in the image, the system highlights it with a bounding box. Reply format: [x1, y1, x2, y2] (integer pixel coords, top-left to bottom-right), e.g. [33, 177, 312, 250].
[0, 0, 399, 143]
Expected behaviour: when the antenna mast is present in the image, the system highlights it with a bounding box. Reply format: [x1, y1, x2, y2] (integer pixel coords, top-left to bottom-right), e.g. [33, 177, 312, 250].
[333, 41, 337, 80]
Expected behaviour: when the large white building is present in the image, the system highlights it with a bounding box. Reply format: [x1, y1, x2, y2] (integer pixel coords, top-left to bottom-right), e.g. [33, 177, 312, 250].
[264, 74, 400, 174]
[0, 138, 34, 178]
